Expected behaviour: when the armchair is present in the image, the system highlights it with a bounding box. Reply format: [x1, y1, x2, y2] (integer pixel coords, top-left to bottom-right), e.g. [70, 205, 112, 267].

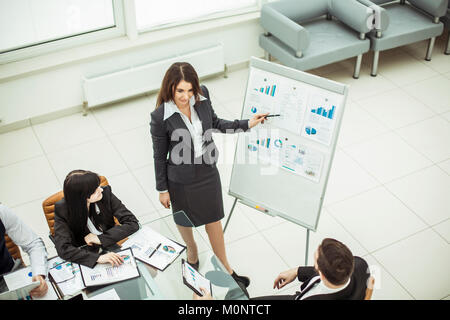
[359, 0, 448, 76]
[259, 0, 373, 78]
[440, 1, 450, 54]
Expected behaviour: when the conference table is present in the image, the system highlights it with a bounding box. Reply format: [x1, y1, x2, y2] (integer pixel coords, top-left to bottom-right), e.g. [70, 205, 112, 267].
[82, 211, 248, 300]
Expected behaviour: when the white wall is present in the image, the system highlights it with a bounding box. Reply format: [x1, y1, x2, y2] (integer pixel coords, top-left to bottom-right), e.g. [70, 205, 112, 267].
[0, 17, 264, 131]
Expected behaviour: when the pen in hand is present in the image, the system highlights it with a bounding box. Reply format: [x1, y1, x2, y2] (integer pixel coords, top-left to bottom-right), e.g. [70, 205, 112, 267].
[264, 114, 281, 118]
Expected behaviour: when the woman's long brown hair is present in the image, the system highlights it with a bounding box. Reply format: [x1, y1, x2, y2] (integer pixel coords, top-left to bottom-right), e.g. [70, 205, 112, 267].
[155, 62, 203, 109]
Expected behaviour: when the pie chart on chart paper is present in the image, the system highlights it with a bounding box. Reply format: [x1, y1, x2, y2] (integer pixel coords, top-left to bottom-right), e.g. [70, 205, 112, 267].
[305, 127, 317, 135]
[163, 245, 176, 253]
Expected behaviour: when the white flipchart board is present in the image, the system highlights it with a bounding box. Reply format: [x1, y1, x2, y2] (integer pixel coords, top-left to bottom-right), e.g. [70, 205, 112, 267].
[228, 57, 349, 232]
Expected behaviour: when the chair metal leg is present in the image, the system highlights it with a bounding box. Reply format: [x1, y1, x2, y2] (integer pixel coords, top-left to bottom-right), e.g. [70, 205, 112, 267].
[425, 37, 436, 61]
[353, 54, 363, 79]
[445, 31, 450, 55]
[371, 51, 379, 77]
[264, 51, 272, 61]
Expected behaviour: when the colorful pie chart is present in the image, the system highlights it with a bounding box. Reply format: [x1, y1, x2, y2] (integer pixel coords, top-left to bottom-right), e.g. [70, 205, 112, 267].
[305, 127, 317, 135]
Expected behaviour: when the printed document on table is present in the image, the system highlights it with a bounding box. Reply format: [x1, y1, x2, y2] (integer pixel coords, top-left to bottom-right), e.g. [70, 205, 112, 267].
[48, 256, 85, 297]
[121, 225, 186, 271]
[79, 248, 139, 287]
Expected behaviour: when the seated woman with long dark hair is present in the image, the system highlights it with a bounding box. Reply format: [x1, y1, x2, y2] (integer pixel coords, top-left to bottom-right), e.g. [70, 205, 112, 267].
[54, 170, 140, 268]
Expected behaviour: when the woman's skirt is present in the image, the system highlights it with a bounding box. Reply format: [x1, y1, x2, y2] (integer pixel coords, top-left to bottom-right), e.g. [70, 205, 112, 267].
[168, 164, 224, 227]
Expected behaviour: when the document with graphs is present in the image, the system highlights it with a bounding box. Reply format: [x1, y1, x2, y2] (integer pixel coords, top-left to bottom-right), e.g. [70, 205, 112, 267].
[79, 248, 140, 287]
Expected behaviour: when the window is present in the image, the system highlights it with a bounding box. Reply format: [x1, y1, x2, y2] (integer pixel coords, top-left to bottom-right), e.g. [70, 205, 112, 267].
[0, 0, 124, 62]
[134, 0, 259, 32]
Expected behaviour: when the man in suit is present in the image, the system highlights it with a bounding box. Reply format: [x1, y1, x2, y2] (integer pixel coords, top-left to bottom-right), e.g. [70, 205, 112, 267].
[0, 203, 48, 297]
[195, 238, 371, 300]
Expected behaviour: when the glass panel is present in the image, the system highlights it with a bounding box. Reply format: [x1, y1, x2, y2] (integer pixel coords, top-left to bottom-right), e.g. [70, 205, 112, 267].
[135, 0, 258, 30]
[0, 0, 115, 52]
[84, 211, 248, 300]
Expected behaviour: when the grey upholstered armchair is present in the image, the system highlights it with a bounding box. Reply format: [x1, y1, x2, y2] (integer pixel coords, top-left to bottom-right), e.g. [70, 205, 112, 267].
[259, 0, 373, 79]
[440, 1, 450, 54]
[358, 0, 448, 76]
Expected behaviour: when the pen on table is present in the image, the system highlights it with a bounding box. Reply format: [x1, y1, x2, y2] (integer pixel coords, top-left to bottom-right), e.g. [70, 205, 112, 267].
[150, 243, 162, 258]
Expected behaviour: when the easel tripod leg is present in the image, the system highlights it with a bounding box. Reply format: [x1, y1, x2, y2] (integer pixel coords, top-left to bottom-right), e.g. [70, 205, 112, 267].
[223, 198, 238, 233]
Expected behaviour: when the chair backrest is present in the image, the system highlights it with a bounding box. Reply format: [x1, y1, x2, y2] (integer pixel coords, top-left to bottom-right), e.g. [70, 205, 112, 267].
[4, 234, 24, 265]
[42, 176, 110, 237]
[364, 276, 375, 300]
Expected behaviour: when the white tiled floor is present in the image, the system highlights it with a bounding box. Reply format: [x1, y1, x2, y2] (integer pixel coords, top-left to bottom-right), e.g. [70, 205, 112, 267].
[1, 36, 449, 300]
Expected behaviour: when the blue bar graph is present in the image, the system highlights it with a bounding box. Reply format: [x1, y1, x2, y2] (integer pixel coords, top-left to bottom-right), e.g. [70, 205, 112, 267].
[257, 84, 277, 97]
[311, 105, 335, 120]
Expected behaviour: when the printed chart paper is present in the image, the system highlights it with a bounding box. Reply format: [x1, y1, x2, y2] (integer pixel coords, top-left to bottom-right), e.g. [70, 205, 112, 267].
[242, 67, 343, 182]
[80, 248, 139, 287]
[48, 256, 85, 297]
[301, 93, 340, 146]
[121, 226, 185, 271]
[246, 133, 324, 182]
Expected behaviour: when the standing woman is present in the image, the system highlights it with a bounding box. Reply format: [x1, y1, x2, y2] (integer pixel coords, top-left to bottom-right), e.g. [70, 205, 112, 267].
[54, 170, 140, 268]
[150, 62, 267, 288]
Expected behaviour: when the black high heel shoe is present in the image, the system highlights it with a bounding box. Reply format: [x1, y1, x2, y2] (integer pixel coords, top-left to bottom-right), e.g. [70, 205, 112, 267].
[231, 270, 250, 288]
[188, 259, 200, 271]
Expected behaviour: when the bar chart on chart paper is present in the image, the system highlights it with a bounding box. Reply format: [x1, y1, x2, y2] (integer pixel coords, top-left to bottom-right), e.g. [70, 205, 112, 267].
[302, 92, 341, 146]
[311, 105, 335, 120]
[256, 84, 277, 97]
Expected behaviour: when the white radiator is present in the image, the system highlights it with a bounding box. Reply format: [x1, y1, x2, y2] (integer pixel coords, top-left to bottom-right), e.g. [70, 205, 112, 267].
[82, 44, 225, 108]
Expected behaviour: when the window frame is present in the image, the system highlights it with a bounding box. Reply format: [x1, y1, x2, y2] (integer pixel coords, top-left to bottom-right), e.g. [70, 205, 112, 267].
[0, 0, 125, 64]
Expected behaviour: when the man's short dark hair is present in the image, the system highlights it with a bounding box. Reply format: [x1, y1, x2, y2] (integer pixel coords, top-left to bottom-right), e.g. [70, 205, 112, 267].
[317, 238, 354, 286]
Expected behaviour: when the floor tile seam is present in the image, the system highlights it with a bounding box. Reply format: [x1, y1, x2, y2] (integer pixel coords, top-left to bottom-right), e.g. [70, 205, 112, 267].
[399, 72, 450, 92]
[365, 253, 417, 300]
[325, 208, 372, 256]
[8, 196, 47, 211]
[383, 178, 450, 231]
[367, 225, 448, 300]
[106, 123, 151, 139]
[436, 159, 450, 178]
[223, 227, 266, 248]
[391, 126, 446, 165]
[429, 217, 450, 244]
[91, 111, 160, 213]
[31, 110, 109, 152]
[38, 134, 112, 157]
[376, 66, 441, 88]
[349, 78, 402, 103]
[323, 184, 383, 208]
[0, 153, 47, 169]
[254, 228, 294, 269]
[341, 130, 439, 185]
[29, 124, 63, 188]
[338, 146, 389, 185]
[357, 99, 439, 132]
[367, 225, 440, 258]
[397, 78, 450, 114]
[336, 127, 392, 149]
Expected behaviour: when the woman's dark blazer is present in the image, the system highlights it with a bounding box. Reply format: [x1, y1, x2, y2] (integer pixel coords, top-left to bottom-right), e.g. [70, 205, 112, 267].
[54, 185, 139, 268]
[150, 85, 250, 192]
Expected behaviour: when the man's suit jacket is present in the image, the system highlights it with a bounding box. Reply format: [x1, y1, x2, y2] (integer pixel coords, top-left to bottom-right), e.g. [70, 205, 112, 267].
[150, 85, 250, 191]
[295, 256, 370, 300]
[54, 185, 139, 268]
